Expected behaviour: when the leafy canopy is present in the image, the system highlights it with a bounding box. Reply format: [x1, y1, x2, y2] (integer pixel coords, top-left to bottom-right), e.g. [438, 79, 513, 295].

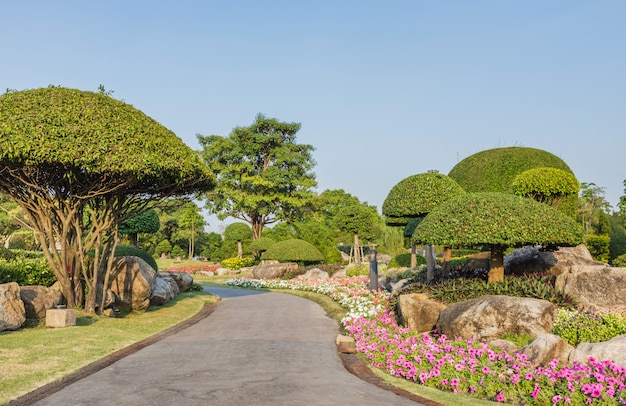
[383, 172, 465, 226]
[223, 222, 252, 242]
[198, 114, 316, 238]
[414, 192, 584, 248]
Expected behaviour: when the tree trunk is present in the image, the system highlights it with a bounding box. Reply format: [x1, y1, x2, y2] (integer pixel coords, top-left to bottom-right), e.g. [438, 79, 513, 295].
[129, 232, 138, 247]
[487, 244, 505, 283]
[251, 222, 263, 240]
[237, 240, 243, 258]
[426, 244, 436, 282]
[410, 242, 417, 269]
[354, 233, 361, 265]
[441, 246, 452, 278]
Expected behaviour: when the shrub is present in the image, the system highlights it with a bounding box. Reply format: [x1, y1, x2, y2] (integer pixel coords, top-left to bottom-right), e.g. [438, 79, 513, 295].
[155, 239, 172, 256]
[221, 257, 254, 270]
[388, 252, 426, 268]
[0, 256, 56, 286]
[223, 222, 252, 242]
[261, 239, 324, 264]
[345, 263, 369, 276]
[171, 245, 185, 259]
[249, 237, 275, 252]
[614, 253, 626, 267]
[553, 308, 626, 346]
[324, 247, 343, 264]
[7, 230, 39, 250]
[511, 167, 579, 218]
[0, 246, 17, 261]
[585, 234, 610, 263]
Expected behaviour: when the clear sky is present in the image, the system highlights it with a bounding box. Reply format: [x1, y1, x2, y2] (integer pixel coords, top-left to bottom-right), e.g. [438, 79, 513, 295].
[1, 1, 625, 232]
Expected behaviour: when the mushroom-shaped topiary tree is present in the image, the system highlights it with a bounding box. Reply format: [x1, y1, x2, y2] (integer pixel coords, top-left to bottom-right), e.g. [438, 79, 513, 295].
[382, 172, 465, 277]
[511, 167, 580, 218]
[414, 192, 584, 283]
[260, 238, 324, 265]
[223, 222, 253, 258]
[0, 87, 214, 312]
[119, 209, 160, 248]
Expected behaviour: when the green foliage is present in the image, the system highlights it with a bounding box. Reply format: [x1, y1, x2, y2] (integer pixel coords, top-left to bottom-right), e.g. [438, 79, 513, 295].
[249, 236, 275, 252]
[155, 240, 172, 256]
[7, 230, 38, 250]
[448, 147, 574, 194]
[383, 173, 465, 226]
[553, 308, 626, 346]
[171, 245, 185, 258]
[335, 204, 380, 241]
[0, 256, 55, 286]
[114, 245, 159, 271]
[198, 114, 317, 238]
[0, 246, 17, 261]
[261, 238, 324, 263]
[388, 252, 426, 268]
[223, 222, 252, 241]
[414, 192, 584, 248]
[221, 256, 255, 270]
[512, 167, 579, 218]
[613, 253, 626, 267]
[345, 263, 369, 276]
[584, 234, 610, 263]
[119, 209, 160, 235]
[403, 217, 422, 238]
[324, 247, 343, 264]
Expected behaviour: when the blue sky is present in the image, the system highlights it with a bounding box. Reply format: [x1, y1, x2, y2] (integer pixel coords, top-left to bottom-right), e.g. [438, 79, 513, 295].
[1, 1, 625, 232]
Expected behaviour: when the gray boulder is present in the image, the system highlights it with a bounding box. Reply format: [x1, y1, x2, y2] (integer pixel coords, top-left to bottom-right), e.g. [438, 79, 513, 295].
[556, 266, 626, 311]
[397, 293, 446, 333]
[516, 333, 574, 367]
[252, 262, 298, 280]
[298, 268, 329, 280]
[150, 277, 177, 306]
[108, 256, 157, 311]
[436, 295, 556, 342]
[569, 334, 626, 368]
[504, 244, 604, 276]
[19, 285, 63, 319]
[0, 282, 26, 331]
[157, 271, 193, 292]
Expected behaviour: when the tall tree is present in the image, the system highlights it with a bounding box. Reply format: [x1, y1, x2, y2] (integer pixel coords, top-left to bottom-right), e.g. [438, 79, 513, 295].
[198, 114, 317, 239]
[578, 182, 611, 235]
[335, 204, 379, 265]
[119, 209, 160, 248]
[177, 201, 205, 259]
[0, 87, 214, 312]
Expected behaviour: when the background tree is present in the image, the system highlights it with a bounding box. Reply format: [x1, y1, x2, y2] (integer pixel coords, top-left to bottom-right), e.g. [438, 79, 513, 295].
[0, 193, 31, 246]
[0, 87, 214, 312]
[223, 222, 252, 258]
[199, 114, 317, 239]
[118, 209, 160, 247]
[249, 236, 275, 259]
[578, 182, 612, 235]
[414, 193, 584, 283]
[382, 172, 465, 278]
[335, 204, 379, 265]
[176, 201, 205, 259]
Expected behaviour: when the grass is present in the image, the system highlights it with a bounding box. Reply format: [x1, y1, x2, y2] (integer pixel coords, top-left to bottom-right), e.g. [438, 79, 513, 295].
[155, 257, 211, 270]
[0, 290, 218, 405]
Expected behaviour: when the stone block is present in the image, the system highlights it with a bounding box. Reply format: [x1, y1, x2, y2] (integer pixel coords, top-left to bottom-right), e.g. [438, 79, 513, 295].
[46, 308, 76, 328]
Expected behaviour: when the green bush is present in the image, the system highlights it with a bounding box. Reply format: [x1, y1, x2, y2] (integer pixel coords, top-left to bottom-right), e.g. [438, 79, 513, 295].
[114, 245, 159, 271]
[553, 308, 626, 346]
[346, 263, 369, 276]
[388, 252, 426, 268]
[0, 256, 56, 286]
[324, 247, 343, 264]
[585, 234, 610, 263]
[0, 246, 17, 261]
[171, 245, 185, 258]
[261, 239, 324, 264]
[249, 237, 275, 252]
[609, 216, 626, 262]
[155, 239, 172, 256]
[613, 253, 626, 267]
[7, 230, 39, 251]
[221, 256, 255, 270]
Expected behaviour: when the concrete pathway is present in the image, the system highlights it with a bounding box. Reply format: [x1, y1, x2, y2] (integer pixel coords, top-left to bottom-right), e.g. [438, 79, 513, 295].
[28, 287, 426, 405]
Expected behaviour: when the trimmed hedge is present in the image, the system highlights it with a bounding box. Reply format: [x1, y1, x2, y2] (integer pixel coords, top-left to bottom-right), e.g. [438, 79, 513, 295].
[261, 238, 324, 263]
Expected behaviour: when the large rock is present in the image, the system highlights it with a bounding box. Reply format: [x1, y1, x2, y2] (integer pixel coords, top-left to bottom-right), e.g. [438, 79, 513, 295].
[150, 277, 178, 306]
[252, 262, 298, 280]
[297, 268, 329, 280]
[516, 333, 574, 367]
[569, 335, 626, 368]
[19, 285, 63, 320]
[157, 271, 193, 292]
[555, 266, 626, 311]
[108, 256, 157, 311]
[504, 244, 604, 276]
[0, 282, 26, 331]
[397, 293, 446, 333]
[436, 295, 556, 342]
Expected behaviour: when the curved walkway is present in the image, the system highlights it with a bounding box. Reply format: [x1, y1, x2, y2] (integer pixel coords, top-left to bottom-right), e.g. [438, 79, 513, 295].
[17, 287, 433, 405]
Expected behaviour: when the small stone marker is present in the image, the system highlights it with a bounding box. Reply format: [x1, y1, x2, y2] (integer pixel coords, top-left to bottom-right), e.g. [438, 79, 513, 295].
[46, 308, 76, 328]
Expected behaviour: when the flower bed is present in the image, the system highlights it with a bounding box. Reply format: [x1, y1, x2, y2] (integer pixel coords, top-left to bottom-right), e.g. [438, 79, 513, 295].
[167, 263, 220, 274]
[227, 276, 626, 405]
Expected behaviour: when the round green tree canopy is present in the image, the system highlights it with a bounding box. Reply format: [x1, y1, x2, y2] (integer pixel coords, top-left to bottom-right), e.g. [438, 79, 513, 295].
[414, 192, 584, 248]
[0, 87, 214, 194]
[223, 222, 253, 241]
[261, 238, 324, 262]
[512, 167, 580, 198]
[249, 236, 275, 252]
[382, 172, 465, 226]
[448, 147, 573, 194]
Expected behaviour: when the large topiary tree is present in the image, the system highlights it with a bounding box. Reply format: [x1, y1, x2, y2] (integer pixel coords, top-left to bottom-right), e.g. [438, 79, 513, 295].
[260, 238, 324, 264]
[414, 193, 584, 283]
[223, 222, 253, 258]
[0, 87, 214, 312]
[382, 172, 465, 276]
[511, 167, 580, 218]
